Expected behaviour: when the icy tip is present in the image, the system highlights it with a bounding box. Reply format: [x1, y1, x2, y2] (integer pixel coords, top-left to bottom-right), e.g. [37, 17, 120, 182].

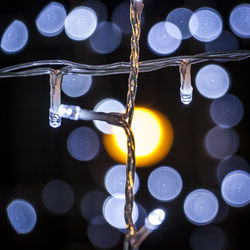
[49, 110, 61, 128]
[145, 208, 166, 230]
[180, 87, 193, 105]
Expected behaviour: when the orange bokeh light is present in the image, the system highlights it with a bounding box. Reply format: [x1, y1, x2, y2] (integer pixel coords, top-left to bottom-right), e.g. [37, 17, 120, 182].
[103, 107, 174, 167]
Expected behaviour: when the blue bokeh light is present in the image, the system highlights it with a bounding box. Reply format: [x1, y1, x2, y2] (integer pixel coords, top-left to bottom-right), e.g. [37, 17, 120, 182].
[89, 21, 122, 54]
[205, 30, 239, 53]
[217, 155, 249, 183]
[87, 216, 121, 249]
[103, 195, 138, 229]
[189, 7, 223, 42]
[195, 64, 230, 99]
[62, 74, 92, 98]
[166, 8, 193, 39]
[42, 179, 75, 214]
[147, 166, 182, 201]
[205, 126, 239, 160]
[81, 191, 107, 222]
[36, 2, 66, 37]
[210, 94, 244, 128]
[230, 4, 250, 38]
[65, 6, 97, 41]
[184, 189, 219, 225]
[67, 126, 100, 161]
[1, 20, 28, 54]
[105, 164, 140, 196]
[147, 21, 182, 56]
[93, 98, 125, 135]
[221, 170, 250, 207]
[7, 199, 37, 234]
[190, 225, 226, 250]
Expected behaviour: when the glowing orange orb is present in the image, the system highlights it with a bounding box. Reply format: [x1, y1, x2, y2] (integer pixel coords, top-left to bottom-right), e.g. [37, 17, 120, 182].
[103, 107, 174, 167]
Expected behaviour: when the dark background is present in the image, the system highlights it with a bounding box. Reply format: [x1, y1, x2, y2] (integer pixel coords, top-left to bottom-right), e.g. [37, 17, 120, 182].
[0, 0, 249, 249]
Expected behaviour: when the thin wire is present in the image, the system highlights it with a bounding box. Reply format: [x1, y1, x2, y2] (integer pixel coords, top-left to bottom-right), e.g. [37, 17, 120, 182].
[0, 51, 250, 78]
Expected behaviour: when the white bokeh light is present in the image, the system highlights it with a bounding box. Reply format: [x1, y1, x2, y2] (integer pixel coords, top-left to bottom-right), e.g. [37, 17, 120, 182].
[93, 98, 125, 134]
[184, 189, 219, 226]
[65, 6, 97, 41]
[105, 164, 140, 196]
[221, 170, 250, 207]
[36, 2, 66, 37]
[1, 20, 28, 54]
[189, 7, 223, 42]
[147, 21, 182, 56]
[195, 64, 230, 99]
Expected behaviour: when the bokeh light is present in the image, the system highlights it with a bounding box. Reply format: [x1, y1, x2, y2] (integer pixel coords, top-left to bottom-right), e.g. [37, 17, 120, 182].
[210, 94, 244, 128]
[42, 179, 74, 214]
[195, 64, 230, 99]
[190, 225, 226, 250]
[87, 215, 121, 249]
[81, 191, 107, 222]
[230, 4, 250, 38]
[67, 126, 100, 161]
[102, 195, 138, 229]
[93, 98, 125, 135]
[166, 8, 193, 39]
[145, 208, 166, 230]
[62, 74, 92, 98]
[148, 166, 182, 201]
[7, 199, 37, 234]
[1, 20, 28, 54]
[189, 7, 223, 42]
[36, 2, 66, 37]
[64, 6, 97, 41]
[183, 189, 219, 225]
[147, 21, 182, 56]
[104, 164, 140, 196]
[103, 107, 174, 167]
[221, 170, 250, 207]
[205, 126, 239, 160]
[83, 0, 108, 22]
[89, 21, 122, 54]
[205, 30, 239, 52]
[217, 155, 249, 183]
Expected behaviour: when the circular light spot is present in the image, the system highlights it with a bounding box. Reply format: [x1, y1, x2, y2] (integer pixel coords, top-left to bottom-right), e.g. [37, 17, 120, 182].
[36, 2, 66, 37]
[87, 216, 121, 249]
[65, 6, 97, 41]
[83, 0, 108, 22]
[217, 155, 249, 183]
[7, 199, 37, 234]
[105, 164, 139, 196]
[93, 98, 125, 135]
[89, 21, 122, 54]
[81, 191, 107, 222]
[145, 208, 166, 230]
[189, 7, 223, 42]
[184, 189, 219, 225]
[103, 107, 174, 167]
[42, 179, 74, 214]
[1, 20, 28, 54]
[166, 8, 193, 39]
[62, 74, 92, 98]
[195, 64, 230, 99]
[190, 225, 225, 250]
[210, 94, 244, 128]
[205, 126, 239, 160]
[205, 30, 239, 52]
[147, 21, 182, 56]
[67, 126, 100, 161]
[221, 170, 250, 207]
[230, 4, 250, 38]
[147, 166, 182, 201]
[102, 195, 138, 229]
